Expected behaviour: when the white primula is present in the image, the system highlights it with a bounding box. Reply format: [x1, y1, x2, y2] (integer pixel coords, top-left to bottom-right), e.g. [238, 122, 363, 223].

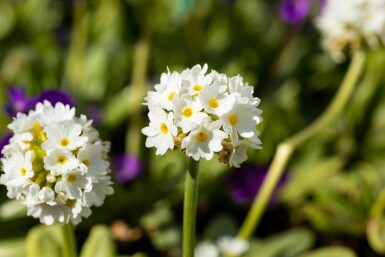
[316, 0, 385, 61]
[0, 101, 113, 225]
[145, 70, 182, 111]
[173, 96, 207, 133]
[181, 64, 213, 95]
[195, 236, 249, 257]
[141, 106, 178, 155]
[181, 117, 228, 161]
[142, 64, 263, 167]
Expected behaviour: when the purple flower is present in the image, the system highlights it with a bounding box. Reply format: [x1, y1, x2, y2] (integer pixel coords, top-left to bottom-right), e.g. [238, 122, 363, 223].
[86, 105, 103, 127]
[0, 133, 12, 158]
[279, 0, 311, 25]
[4, 87, 74, 117]
[4, 87, 30, 117]
[227, 165, 288, 205]
[113, 153, 143, 184]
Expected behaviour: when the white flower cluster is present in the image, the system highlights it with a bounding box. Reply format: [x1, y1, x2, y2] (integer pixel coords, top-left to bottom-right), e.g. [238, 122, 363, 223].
[142, 64, 262, 167]
[0, 101, 114, 225]
[195, 236, 249, 257]
[316, 0, 385, 61]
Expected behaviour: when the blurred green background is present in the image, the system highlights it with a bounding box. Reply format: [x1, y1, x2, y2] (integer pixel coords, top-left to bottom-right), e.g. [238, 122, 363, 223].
[1, 0, 385, 256]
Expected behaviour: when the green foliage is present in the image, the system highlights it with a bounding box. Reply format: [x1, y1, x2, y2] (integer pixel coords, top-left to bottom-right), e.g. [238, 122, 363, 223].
[80, 225, 116, 257]
[25, 225, 62, 257]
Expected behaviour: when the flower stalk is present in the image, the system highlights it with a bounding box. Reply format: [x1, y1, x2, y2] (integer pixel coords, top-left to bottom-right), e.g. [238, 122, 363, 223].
[238, 50, 366, 240]
[183, 159, 200, 257]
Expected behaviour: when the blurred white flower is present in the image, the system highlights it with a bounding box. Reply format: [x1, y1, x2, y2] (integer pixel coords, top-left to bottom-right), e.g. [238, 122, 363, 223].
[195, 236, 249, 257]
[316, 0, 385, 61]
[0, 101, 113, 225]
[142, 64, 263, 167]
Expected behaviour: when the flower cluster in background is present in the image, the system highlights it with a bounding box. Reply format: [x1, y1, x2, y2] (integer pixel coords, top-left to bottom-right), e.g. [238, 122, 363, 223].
[195, 236, 249, 257]
[142, 64, 263, 167]
[316, 0, 385, 61]
[0, 101, 113, 225]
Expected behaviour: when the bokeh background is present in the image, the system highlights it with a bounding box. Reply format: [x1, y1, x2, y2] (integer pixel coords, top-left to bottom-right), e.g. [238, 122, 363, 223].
[1, 0, 385, 256]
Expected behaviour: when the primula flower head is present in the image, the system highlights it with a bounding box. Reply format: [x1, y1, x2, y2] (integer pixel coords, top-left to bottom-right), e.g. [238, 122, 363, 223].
[142, 64, 263, 167]
[316, 0, 385, 61]
[0, 101, 113, 225]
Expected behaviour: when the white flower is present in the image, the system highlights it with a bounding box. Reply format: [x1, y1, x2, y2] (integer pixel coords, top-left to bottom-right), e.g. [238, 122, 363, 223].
[55, 170, 91, 199]
[217, 236, 249, 255]
[173, 96, 207, 133]
[0, 102, 113, 225]
[145, 70, 182, 111]
[195, 241, 219, 257]
[44, 149, 79, 176]
[315, 0, 385, 61]
[181, 64, 212, 95]
[181, 117, 228, 161]
[41, 120, 88, 151]
[82, 177, 114, 207]
[36, 101, 75, 125]
[229, 134, 262, 168]
[0, 151, 34, 187]
[199, 82, 236, 116]
[78, 144, 110, 180]
[141, 106, 178, 155]
[195, 236, 249, 257]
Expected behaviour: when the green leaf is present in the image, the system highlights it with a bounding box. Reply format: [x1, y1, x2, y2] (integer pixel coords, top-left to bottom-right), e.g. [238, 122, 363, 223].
[298, 246, 357, 257]
[0, 238, 25, 257]
[80, 224, 116, 257]
[203, 214, 238, 240]
[243, 228, 314, 257]
[0, 200, 27, 221]
[25, 224, 62, 257]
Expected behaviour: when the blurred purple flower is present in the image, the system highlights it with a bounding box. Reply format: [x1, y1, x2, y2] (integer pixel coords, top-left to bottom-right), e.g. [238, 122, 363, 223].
[227, 165, 288, 205]
[279, 0, 311, 25]
[4, 87, 30, 117]
[4, 87, 74, 117]
[113, 153, 143, 184]
[0, 133, 12, 158]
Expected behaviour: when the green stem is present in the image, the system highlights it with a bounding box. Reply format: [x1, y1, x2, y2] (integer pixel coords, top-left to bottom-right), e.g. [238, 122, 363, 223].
[183, 159, 200, 257]
[237, 51, 366, 241]
[62, 223, 77, 257]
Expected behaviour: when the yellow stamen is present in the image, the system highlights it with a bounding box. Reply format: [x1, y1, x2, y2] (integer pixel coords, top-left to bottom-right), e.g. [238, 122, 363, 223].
[182, 107, 193, 118]
[57, 155, 67, 165]
[60, 138, 70, 147]
[160, 123, 169, 134]
[67, 174, 77, 183]
[82, 159, 90, 166]
[20, 168, 27, 176]
[193, 85, 203, 91]
[167, 92, 176, 101]
[229, 114, 238, 126]
[208, 99, 219, 109]
[195, 130, 208, 142]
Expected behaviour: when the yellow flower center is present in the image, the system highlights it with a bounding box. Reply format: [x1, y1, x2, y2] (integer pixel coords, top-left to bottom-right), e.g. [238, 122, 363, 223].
[82, 159, 90, 166]
[167, 92, 176, 101]
[57, 155, 67, 165]
[229, 114, 238, 126]
[20, 168, 27, 176]
[67, 174, 77, 183]
[193, 85, 203, 91]
[195, 130, 208, 142]
[208, 99, 219, 109]
[182, 107, 193, 118]
[160, 122, 169, 134]
[60, 138, 70, 147]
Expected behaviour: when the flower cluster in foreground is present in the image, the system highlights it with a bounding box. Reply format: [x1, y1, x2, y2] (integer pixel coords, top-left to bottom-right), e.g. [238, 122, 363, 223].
[142, 64, 262, 167]
[0, 101, 113, 225]
[316, 0, 385, 61]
